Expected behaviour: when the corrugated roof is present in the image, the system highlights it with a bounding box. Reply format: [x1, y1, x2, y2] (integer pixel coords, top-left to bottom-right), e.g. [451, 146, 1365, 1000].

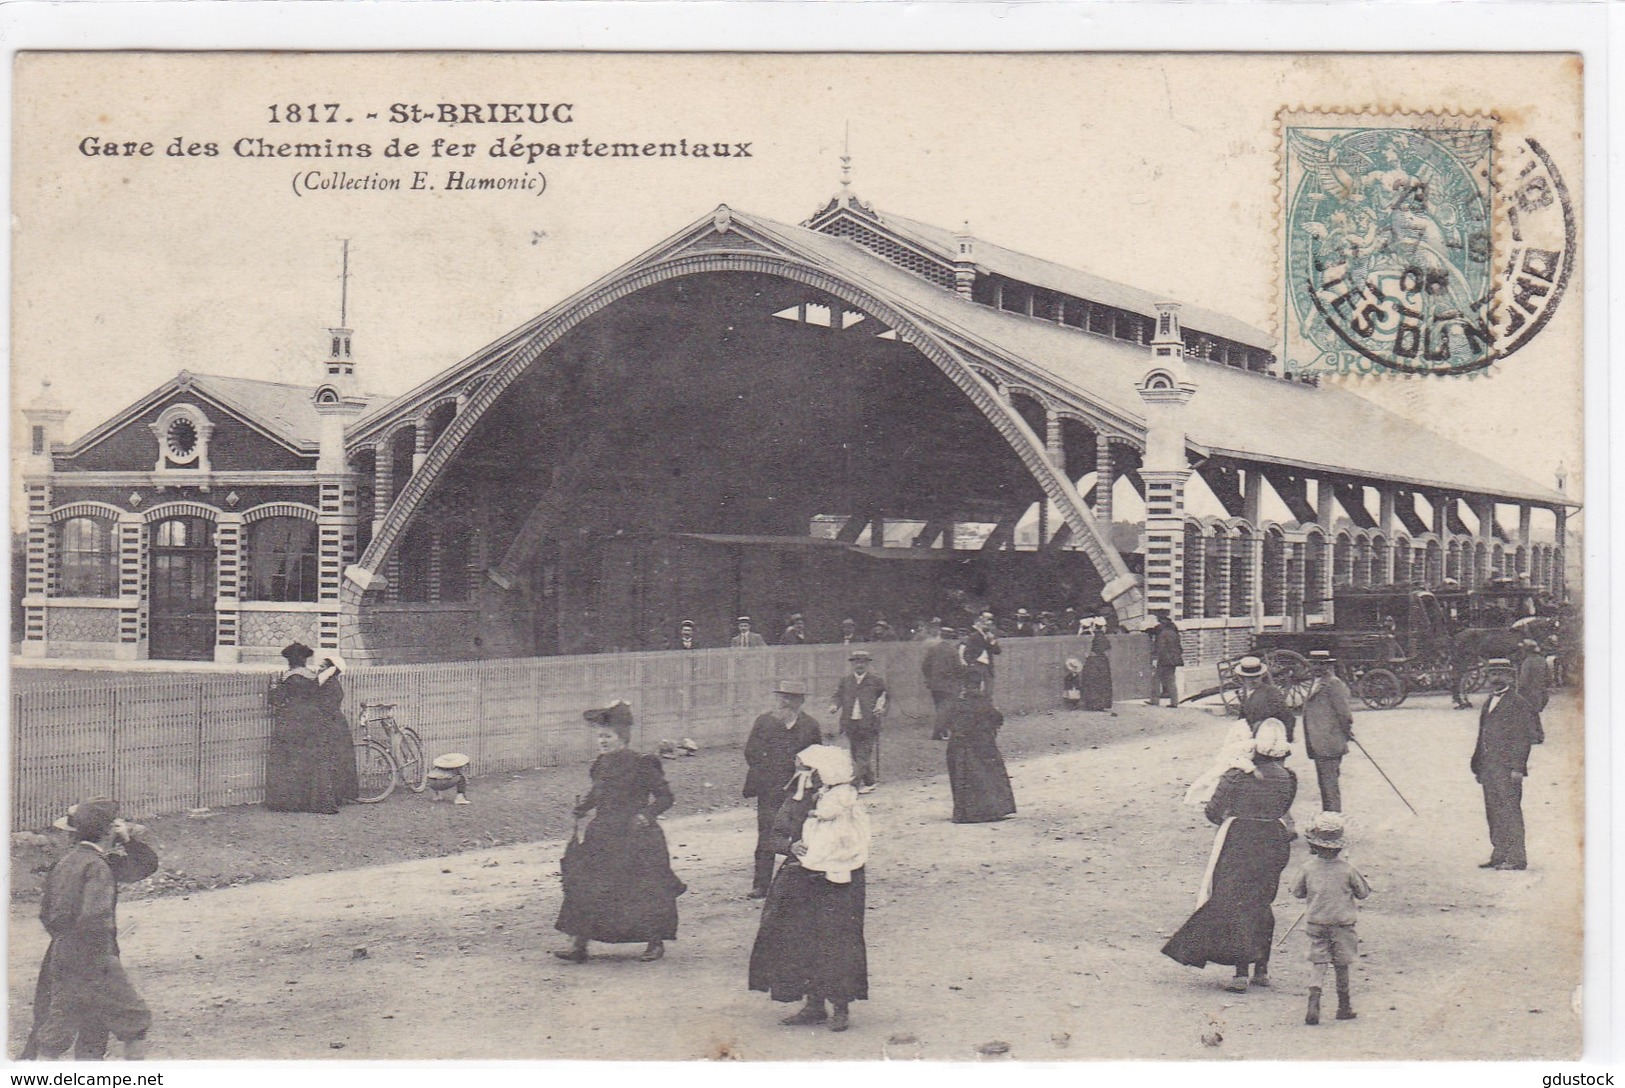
[861, 209, 1275, 352]
[754, 214, 1565, 508]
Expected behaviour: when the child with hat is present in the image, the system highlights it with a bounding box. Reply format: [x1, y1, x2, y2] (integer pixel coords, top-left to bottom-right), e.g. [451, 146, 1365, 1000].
[1289, 811, 1372, 1025]
[427, 753, 472, 804]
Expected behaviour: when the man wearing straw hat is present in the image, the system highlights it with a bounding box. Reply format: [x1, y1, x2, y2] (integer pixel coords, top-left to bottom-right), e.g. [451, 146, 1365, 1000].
[744, 682, 824, 898]
[22, 799, 157, 1061]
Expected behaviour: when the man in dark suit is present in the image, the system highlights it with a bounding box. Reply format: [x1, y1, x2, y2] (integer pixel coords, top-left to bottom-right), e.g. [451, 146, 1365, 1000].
[831, 650, 887, 793]
[742, 681, 824, 897]
[1235, 653, 1298, 740]
[781, 614, 808, 646]
[1471, 659, 1544, 871]
[1144, 613, 1186, 708]
[921, 625, 963, 740]
[674, 620, 700, 651]
[1516, 638, 1551, 714]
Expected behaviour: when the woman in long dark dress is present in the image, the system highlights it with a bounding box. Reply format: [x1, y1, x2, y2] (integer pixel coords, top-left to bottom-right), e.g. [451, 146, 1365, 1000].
[265, 641, 340, 814]
[1080, 627, 1115, 712]
[316, 654, 360, 806]
[555, 701, 687, 963]
[1161, 719, 1297, 992]
[944, 687, 1017, 823]
[749, 745, 870, 1033]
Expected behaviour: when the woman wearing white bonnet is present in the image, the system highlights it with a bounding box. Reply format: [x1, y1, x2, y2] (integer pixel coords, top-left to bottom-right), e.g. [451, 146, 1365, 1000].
[1163, 717, 1298, 993]
[748, 744, 870, 1033]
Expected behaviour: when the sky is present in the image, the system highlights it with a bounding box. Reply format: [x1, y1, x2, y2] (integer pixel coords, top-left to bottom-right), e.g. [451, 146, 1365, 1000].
[10, 52, 1585, 522]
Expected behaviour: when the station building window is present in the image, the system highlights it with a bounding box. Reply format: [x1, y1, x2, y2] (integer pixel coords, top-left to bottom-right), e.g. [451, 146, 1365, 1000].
[246, 516, 318, 602]
[57, 517, 118, 597]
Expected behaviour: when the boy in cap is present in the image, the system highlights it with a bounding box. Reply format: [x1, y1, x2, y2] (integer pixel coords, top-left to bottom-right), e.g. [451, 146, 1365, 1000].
[25, 799, 157, 1060]
[1290, 812, 1371, 1025]
[743, 682, 824, 897]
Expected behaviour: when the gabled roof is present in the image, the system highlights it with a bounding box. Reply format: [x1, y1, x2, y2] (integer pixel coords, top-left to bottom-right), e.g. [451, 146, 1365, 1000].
[815, 203, 1274, 352]
[744, 210, 1567, 508]
[62, 371, 384, 457]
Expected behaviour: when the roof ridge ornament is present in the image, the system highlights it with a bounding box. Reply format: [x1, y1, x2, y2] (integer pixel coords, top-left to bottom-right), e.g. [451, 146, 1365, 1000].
[712, 205, 732, 233]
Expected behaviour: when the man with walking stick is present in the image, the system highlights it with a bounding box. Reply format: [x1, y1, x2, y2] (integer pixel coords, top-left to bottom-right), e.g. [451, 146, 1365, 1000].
[1302, 651, 1355, 812]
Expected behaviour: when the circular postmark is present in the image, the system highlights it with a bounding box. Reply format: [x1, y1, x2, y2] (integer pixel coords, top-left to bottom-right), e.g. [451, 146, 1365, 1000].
[1285, 129, 1573, 378]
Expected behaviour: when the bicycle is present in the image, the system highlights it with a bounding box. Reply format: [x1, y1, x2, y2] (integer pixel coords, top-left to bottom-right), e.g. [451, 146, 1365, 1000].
[353, 701, 429, 803]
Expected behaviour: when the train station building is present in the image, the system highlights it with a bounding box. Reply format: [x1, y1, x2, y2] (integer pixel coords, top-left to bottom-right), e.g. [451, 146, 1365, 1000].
[20, 184, 1573, 665]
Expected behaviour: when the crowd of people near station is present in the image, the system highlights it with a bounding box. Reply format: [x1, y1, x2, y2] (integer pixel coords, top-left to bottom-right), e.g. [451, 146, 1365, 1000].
[20, 607, 1557, 1056]
[690, 604, 1124, 652]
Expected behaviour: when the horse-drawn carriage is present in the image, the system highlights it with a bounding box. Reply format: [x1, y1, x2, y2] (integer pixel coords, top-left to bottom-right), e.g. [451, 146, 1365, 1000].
[1232, 581, 1565, 712]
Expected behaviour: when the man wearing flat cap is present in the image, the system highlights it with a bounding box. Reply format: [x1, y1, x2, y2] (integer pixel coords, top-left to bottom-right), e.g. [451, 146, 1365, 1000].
[743, 682, 824, 897]
[832, 651, 887, 793]
[921, 625, 963, 740]
[731, 617, 768, 649]
[23, 799, 157, 1061]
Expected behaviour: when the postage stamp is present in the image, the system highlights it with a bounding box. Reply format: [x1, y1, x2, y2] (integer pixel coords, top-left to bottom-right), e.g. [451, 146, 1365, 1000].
[1280, 109, 1501, 377]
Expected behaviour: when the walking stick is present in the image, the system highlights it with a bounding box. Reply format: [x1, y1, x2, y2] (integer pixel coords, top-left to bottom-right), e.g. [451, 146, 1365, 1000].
[1276, 908, 1307, 951]
[1351, 737, 1418, 816]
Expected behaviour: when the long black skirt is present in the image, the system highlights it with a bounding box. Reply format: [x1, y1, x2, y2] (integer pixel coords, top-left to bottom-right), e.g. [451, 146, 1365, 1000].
[556, 817, 686, 943]
[264, 734, 339, 814]
[1080, 656, 1114, 711]
[749, 862, 868, 1004]
[1161, 820, 1291, 968]
[947, 734, 1017, 823]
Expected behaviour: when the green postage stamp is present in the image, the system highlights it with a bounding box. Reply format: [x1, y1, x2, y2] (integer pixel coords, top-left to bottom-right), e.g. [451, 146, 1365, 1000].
[1280, 108, 1571, 378]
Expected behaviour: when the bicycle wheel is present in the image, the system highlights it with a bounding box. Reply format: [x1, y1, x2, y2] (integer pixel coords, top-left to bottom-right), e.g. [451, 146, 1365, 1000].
[397, 727, 429, 793]
[354, 740, 397, 803]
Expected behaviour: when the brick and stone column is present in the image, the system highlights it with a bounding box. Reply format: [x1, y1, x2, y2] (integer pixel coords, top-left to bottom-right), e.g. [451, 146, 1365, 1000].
[116, 513, 146, 660]
[372, 441, 394, 539]
[1094, 434, 1115, 529]
[214, 513, 243, 663]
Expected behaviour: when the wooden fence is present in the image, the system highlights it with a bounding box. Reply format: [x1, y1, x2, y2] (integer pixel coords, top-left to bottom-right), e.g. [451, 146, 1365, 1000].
[10, 635, 1148, 828]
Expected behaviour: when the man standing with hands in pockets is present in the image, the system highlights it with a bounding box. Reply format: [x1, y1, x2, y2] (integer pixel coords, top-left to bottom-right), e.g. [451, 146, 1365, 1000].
[832, 651, 887, 794]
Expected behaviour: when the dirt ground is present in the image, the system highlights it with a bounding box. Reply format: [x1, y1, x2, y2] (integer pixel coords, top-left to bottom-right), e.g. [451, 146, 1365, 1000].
[7, 692, 1582, 1061]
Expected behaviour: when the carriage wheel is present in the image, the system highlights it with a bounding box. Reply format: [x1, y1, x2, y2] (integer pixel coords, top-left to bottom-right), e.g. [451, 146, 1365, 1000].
[354, 740, 397, 804]
[1460, 659, 1490, 695]
[1356, 667, 1406, 710]
[1263, 649, 1313, 708]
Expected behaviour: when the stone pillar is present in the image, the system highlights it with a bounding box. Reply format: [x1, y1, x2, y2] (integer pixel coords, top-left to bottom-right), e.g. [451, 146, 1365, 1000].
[116, 513, 146, 660]
[214, 513, 243, 663]
[1316, 479, 1336, 532]
[1432, 493, 1451, 538]
[1554, 506, 1567, 597]
[1517, 505, 1532, 575]
[1041, 409, 1063, 547]
[413, 419, 431, 475]
[372, 441, 394, 538]
[1238, 469, 1262, 629]
[1469, 495, 1497, 540]
[428, 527, 444, 604]
[1094, 434, 1115, 528]
[1141, 470, 1191, 620]
[317, 480, 347, 651]
[20, 481, 51, 655]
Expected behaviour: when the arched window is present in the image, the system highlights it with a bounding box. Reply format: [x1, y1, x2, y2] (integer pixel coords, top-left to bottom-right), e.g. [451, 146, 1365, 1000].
[1182, 523, 1204, 619]
[1393, 539, 1412, 584]
[1446, 540, 1462, 582]
[1354, 535, 1373, 586]
[1203, 530, 1225, 619]
[1425, 540, 1442, 585]
[57, 517, 118, 597]
[1229, 527, 1252, 617]
[1473, 542, 1488, 586]
[1303, 533, 1327, 613]
[1334, 534, 1354, 587]
[1492, 543, 1506, 579]
[246, 517, 318, 602]
[1262, 528, 1286, 616]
